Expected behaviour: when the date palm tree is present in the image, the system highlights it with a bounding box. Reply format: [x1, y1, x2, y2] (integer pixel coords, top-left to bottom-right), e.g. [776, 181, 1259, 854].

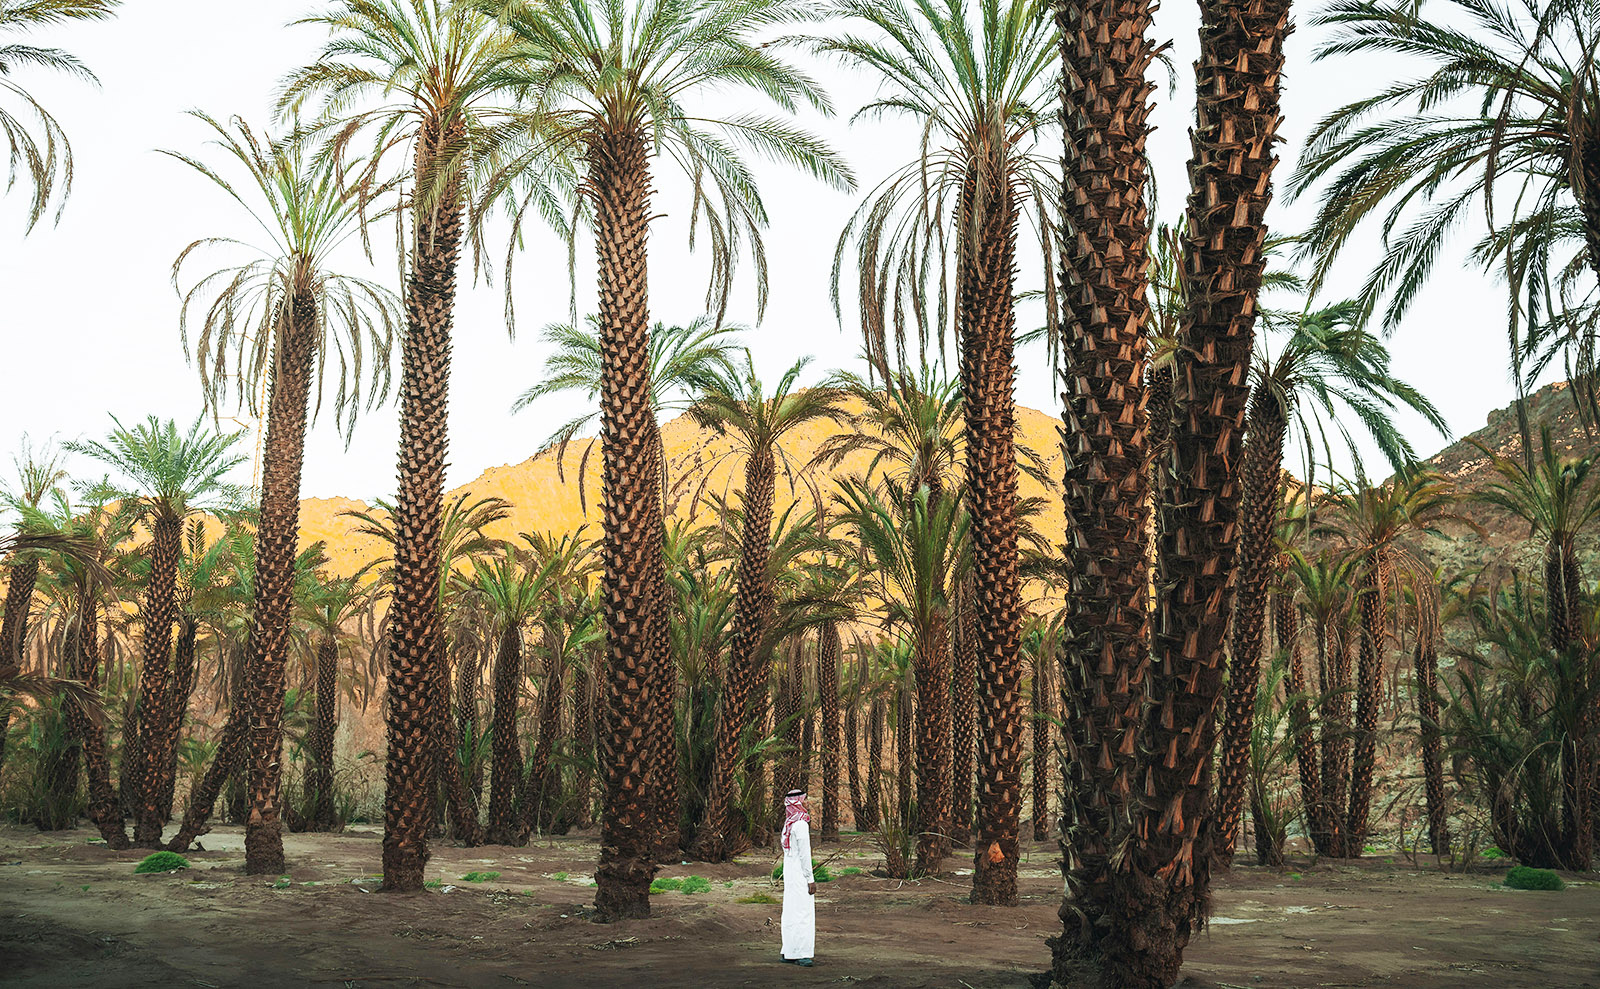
[67, 417, 244, 848]
[0, 0, 117, 232]
[1214, 303, 1448, 863]
[482, 0, 852, 919]
[279, 0, 529, 891]
[0, 438, 68, 774]
[818, 0, 1058, 906]
[296, 568, 375, 831]
[165, 112, 400, 874]
[835, 475, 966, 874]
[687, 356, 843, 862]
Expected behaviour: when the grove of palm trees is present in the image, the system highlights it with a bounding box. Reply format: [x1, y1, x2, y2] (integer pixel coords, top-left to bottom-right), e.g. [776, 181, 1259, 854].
[3, 1, 1600, 987]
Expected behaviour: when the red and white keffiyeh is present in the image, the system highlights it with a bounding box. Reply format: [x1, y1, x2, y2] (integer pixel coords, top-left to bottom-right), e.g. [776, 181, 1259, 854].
[781, 791, 810, 850]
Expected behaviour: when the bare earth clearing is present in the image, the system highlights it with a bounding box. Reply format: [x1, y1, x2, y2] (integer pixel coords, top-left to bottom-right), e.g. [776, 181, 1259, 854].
[1, 824, 1596, 988]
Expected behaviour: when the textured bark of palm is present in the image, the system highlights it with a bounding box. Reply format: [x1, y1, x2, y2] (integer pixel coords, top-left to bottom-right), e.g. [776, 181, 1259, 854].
[846, 686, 871, 832]
[1031, 650, 1049, 843]
[819, 621, 842, 840]
[436, 641, 482, 845]
[64, 605, 129, 848]
[1319, 619, 1354, 857]
[382, 120, 465, 891]
[1215, 394, 1287, 863]
[958, 161, 1026, 908]
[1280, 588, 1330, 853]
[1345, 561, 1386, 857]
[692, 445, 777, 862]
[308, 635, 339, 831]
[522, 626, 564, 839]
[0, 555, 39, 775]
[1548, 544, 1596, 867]
[1115, 0, 1290, 977]
[485, 623, 524, 845]
[950, 584, 976, 847]
[235, 298, 318, 876]
[566, 663, 595, 831]
[896, 680, 913, 825]
[457, 636, 484, 801]
[160, 615, 199, 823]
[591, 126, 662, 921]
[913, 614, 952, 875]
[644, 423, 680, 857]
[867, 696, 885, 830]
[1052, 0, 1157, 968]
[132, 515, 182, 848]
[1411, 635, 1450, 854]
[166, 685, 246, 852]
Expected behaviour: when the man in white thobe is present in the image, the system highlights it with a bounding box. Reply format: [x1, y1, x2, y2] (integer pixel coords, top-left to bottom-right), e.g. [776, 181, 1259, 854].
[779, 789, 816, 966]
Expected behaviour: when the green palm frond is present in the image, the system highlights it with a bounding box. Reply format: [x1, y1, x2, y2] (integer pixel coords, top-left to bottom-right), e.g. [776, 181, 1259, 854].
[65, 415, 247, 524]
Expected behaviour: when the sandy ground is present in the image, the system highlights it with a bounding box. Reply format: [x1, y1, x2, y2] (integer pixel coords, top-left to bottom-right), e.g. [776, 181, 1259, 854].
[1, 823, 1597, 988]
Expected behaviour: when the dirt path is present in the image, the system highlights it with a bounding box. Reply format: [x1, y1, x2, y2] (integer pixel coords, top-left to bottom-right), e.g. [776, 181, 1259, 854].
[1, 824, 1596, 988]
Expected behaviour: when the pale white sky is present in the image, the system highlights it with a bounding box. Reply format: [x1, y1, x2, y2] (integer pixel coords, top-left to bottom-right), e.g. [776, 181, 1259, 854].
[0, 3, 1540, 502]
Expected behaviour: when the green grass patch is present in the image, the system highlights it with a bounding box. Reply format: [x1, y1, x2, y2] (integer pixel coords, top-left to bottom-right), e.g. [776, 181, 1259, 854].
[839, 866, 863, 877]
[551, 872, 570, 882]
[737, 893, 779, 904]
[133, 852, 189, 874]
[1504, 866, 1564, 890]
[460, 871, 500, 883]
[771, 860, 833, 882]
[650, 874, 712, 895]
[423, 879, 443, 890]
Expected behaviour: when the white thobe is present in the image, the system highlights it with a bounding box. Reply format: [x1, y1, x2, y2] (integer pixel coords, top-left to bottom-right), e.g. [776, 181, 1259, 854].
[780, 820, 815, 961]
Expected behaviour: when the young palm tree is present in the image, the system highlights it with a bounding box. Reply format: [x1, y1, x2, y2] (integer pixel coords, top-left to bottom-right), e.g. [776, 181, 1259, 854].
[1471, 425, 1600, 863]
[280, 0, 529, 891]
[835, 475, 967, 874]
[166, 113, 400, 874]
[0, 438, 69, 773]
[688, 356, 843, 862]
[296, 568, 374, 831]
[0, 0, 117, 232]
[484, 0, 850, 919]
[1214, 304, 1448, 863]
[819, 0, 1057, 906]
[67, 417, 243, 848]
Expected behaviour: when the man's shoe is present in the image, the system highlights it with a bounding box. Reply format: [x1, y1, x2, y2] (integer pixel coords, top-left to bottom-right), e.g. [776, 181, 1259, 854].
[795, 959, 813, 968]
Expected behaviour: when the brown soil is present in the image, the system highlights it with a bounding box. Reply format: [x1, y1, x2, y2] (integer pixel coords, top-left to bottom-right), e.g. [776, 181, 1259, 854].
[1, 824, 1595, 988]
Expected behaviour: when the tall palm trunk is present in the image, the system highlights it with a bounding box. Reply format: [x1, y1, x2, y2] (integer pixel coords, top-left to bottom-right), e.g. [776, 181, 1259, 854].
[645, 420, 680, 856]
[846, 680, 871, 831]
[1031, 647, 1049, 843]
[959, 161, 1025, 907]
[913, 613, 952, 874]
[381, 119, 465, 891]
[819, 621, 842, 840]
[1114, 0, 1289, 976]
[591, 124, 663, 921]
[1215, 392, 1288, 863]
[1320, 617, 1355, 856]
[867, 694, 885, 828]
[436, 637, 482, 844]
[1280, 586, 1329, 853]
[950, 587, 976, 847]
[131, 512, 183, 847]
[309, 633, 339, 831]
[693, 441, 777, 862]
[160, 614, 199, 823]
[566, 662, 596, 831]
[0, 555, 39, 774]
[1411, 632, 1450, 854]
[234, 295, 319, 875]
[65, 601, 128, 848]
[1052, 0, 1157, 964]
[1346, 559, 1386, 856]
[523, 627, 565, 837]
[485, 621, 524, 844]
[896, 675, 913, 822]
[457, 635, 484, 801]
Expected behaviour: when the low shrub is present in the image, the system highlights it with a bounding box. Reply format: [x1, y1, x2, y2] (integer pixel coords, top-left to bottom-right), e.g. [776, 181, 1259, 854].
[771, 860, 832, 882]
[133, 852, 189, 874]
[1504, 866, 1564, 890]
[460, 871, 500, 883]
[736, 893, 779, 904]
[650, 874, 712, 894]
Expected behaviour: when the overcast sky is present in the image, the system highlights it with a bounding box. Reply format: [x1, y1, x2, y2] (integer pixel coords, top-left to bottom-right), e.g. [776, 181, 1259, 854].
[0, 3, 1542, 503]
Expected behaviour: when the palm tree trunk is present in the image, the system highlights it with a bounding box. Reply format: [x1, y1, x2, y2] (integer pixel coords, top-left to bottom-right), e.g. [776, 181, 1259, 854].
[1114, 0, 1290, 974]
[1346, 560, 1386, 857]
[523, 627, 565, 838]
[1411, 633, 1449, 855]
[456, 635, 484, 803]
[565, 661, 596, 831]
[913, 613, 952, 875]
[131, 513, 183, 847]
[381, 119, 466, 891]
[160, 614, 199, 824]
[230, 295, 319, 875]
[436, 638, 482, 845]
[692, 443, 777, 862]
[1052, 0, 1158, 932]
[1215, 394, 1288, 864]
[896, 675, 913, 826]
[65, 602, 128, 848]
[959, 162, 1026, 908]
[846, 674, 870, 831]
[819, 621, 841, 840]
[1280, 588, 1329, 854]
[867, 694, 884, 829]
[0, 554, 39, 776]
[950, 586, 976, 847]
[309, 633, 338, 831]
[486, 622, 524, 844]
[1031, 647, 1049, 843]
[590, 125, 663, 920]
